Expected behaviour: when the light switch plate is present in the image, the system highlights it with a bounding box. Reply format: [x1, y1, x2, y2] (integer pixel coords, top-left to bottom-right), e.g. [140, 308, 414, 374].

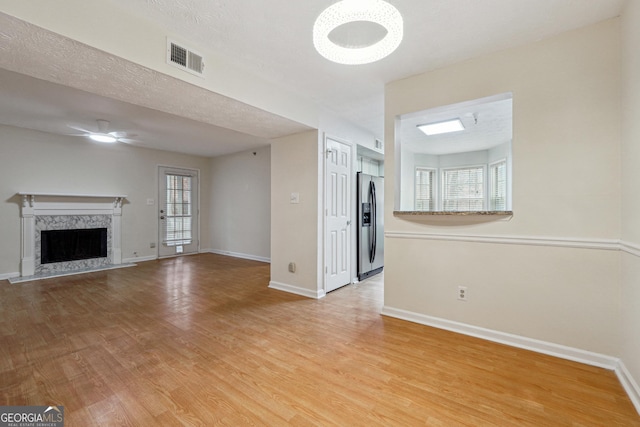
[146, 198, 155, 206]
[290, 192, 300, 204]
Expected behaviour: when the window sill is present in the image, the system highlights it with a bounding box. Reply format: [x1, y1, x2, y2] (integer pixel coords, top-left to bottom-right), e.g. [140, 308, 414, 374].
[394, 210, 513, 216]
[393, 210, 513, 223]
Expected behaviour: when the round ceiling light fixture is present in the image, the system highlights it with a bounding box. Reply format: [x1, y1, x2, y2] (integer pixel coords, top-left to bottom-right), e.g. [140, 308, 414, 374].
[313, 0, 403, 65]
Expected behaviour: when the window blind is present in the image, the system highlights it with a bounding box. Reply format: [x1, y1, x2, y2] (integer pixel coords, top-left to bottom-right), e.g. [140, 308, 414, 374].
[490, 160, 507, 211]
[442, 167, 484, 211]
[415, 168, 435, 211]
[165, 174, 193, 246]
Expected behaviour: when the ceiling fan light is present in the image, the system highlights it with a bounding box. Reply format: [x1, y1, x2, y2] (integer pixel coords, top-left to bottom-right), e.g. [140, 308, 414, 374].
[313, 0, 403, 65]
[89, 133, 117, 143]
[417, 119, 465, 136]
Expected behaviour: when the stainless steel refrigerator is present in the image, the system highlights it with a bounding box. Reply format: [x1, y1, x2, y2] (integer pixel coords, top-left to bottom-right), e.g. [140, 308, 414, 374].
[357, 172, 384, 281]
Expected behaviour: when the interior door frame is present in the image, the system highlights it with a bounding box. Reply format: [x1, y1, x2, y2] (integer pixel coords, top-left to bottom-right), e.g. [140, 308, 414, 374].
[322, 133, 355, 295]
[157, 165, 201, 258]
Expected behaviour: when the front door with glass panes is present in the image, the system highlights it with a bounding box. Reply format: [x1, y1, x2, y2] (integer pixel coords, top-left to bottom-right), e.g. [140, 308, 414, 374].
[158, 166, 199, 257]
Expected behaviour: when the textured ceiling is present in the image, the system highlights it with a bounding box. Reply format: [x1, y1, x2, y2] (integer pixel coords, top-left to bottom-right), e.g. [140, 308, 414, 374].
[0, 12, 312, 157]
[401, 95, 512, 156]
[0, 0, 626, 157]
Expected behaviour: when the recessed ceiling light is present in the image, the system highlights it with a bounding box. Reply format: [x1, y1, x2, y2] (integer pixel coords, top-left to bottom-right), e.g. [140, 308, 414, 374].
[417, 119, 465, 136]
[89, 133, 117, 143]
[313, 0, 403, 65]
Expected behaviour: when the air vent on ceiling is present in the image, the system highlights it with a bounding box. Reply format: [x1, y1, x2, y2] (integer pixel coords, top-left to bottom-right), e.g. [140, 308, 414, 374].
[167, 39, 205, 76]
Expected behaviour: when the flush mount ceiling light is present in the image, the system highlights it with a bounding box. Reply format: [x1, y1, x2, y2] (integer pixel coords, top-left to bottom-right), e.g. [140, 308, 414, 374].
[417, 119, 465, 136]
[313, 0, 403, 65]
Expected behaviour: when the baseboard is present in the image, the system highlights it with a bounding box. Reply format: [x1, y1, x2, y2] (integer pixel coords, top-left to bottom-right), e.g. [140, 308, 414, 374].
[616, 360, 640, 415]
[269, 280, 325, 299]
[209, 249, 270, 263]
[0, 272, 20, 282]
[122, 255, 157, 264]
[381, 306, 619, 370]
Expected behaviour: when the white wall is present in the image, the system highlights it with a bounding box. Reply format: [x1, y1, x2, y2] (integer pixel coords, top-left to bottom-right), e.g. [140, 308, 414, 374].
[0, 124, 211, 277]
[270, 130, 320, 297]
[210, 146, 270, 262]
[384, 19, 621, 355]
[621, 0, 640, 403]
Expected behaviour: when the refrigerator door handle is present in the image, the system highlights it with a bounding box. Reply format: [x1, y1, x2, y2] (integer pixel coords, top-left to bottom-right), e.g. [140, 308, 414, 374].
[370, 180, 377, 264]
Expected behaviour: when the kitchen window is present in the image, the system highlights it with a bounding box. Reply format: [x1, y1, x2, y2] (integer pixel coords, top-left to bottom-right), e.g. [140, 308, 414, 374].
[415, 167, 435, 211]
[442, 166, 485, 211]
[490, 160, 507, 211]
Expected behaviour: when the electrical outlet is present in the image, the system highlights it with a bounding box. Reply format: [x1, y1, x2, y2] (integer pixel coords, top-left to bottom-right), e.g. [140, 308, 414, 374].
[457, 286, 468, 301]
[288, 262, 296, 273]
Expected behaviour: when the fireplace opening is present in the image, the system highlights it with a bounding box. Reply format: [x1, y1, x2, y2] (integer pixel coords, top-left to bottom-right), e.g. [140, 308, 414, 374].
[41, 228, 108, 264]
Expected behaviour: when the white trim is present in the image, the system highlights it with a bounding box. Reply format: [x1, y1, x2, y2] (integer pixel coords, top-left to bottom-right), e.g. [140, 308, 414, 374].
[616, 361, 640, 415]
[620, 240, 640, 257]
[209, 249, 270, 263]
[18, 192, 127, 199]
[385, 231, 620, 251]
[269, 280, 326, 299]
[381, 306, 619, 370]
[0, 272, 20, 281]
[122, 255, 157, 264]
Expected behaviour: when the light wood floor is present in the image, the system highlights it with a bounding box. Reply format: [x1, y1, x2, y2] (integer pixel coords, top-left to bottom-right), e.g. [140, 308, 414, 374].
[1, 254, 638, 426]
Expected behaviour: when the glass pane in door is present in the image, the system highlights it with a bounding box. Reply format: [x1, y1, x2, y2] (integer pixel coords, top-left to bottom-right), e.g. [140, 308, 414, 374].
[164, 174, 193, 246]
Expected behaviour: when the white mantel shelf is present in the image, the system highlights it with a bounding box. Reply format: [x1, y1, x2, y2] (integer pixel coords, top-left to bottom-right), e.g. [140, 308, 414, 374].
[18, 192, 127, 197]
[18, 192, 127, 201]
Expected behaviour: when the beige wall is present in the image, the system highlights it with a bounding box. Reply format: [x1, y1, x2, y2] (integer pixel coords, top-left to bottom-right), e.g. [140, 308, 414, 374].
[270, 130, 320, 295]
[384, 19, 621, 355]
[0, 124, 211, 276]
[621, 0, 640, 390]
[210, 146, 271, 261]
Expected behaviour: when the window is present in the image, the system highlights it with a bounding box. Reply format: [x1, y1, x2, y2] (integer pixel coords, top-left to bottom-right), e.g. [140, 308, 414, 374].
[415, 168, 435, 211]
[165, 174, 193, 246]
[442, 166, 484, 211]
[490, 160, 507, 211]
[396, 92, 512, 213]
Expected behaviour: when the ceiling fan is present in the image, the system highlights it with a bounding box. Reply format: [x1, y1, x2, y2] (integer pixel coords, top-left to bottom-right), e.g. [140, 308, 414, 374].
[68, 119, 137, 143]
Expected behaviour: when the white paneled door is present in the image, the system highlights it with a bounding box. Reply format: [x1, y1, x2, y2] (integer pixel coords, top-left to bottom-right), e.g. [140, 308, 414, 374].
[158, 166, 199, 258]
[325, 137, 352, 293]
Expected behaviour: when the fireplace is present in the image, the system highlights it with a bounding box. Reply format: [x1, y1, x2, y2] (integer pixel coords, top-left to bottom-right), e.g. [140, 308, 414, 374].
[17, 192, 126, 279]
[41, 228, 108, 264]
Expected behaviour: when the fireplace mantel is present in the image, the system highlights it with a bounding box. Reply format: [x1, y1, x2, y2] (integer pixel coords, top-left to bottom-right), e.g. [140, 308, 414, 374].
[17, 192, 127, 278]
[19, 192, 126, 207]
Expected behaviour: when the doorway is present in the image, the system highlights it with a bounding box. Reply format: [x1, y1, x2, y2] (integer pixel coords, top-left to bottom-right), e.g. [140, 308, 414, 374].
[158, 166, 199, 258]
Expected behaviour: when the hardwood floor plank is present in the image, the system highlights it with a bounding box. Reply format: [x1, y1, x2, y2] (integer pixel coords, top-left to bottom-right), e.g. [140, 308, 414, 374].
[0, 253, 638, 426]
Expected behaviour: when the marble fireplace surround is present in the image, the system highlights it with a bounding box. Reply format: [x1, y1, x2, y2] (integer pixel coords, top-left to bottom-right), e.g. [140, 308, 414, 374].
[17, 192, 126, 280]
